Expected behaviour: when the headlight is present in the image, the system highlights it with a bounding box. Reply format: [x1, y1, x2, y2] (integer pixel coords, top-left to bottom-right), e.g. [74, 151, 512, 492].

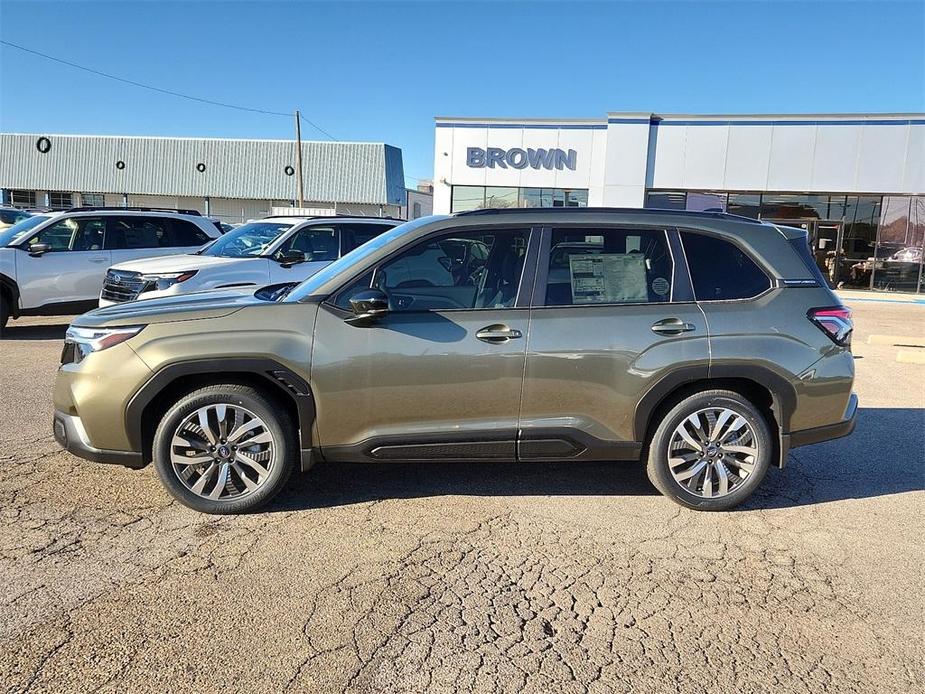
[140, 270, 198, 292]
[65, 325, 145, 360]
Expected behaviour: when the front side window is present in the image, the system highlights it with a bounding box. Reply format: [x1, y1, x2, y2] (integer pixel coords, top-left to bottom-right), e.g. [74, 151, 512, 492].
[201, 222, 292, 258]
[373, 229, 529, 311]
[545, 228, 673, 306]
[681, 232, 770, 300]
[275, 226, 339, 262]
[104, 217, 172, 249]
[25, 216, 105, 252]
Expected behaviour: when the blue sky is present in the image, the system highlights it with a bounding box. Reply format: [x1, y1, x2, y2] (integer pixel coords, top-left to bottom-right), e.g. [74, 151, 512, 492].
[2, 1, 923, 187]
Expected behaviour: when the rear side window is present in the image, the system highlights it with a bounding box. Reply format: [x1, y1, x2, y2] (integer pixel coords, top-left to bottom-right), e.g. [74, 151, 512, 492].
[681, 232, 770, 301]
[170, 219, 211, 246]
[341, 223, 394, 254]
[545, 227, 673, 306]
[105, 216, 171, 249]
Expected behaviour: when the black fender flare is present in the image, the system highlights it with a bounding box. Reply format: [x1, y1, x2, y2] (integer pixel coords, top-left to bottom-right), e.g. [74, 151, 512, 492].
[125, 358, 315, 458]
[633, 363, 797, 457]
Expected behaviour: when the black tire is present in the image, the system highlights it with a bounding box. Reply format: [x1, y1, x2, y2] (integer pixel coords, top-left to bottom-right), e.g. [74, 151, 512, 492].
[152, 384, 297, 514]
[0, 295, 9, 336]
[646, 389, 772, 511]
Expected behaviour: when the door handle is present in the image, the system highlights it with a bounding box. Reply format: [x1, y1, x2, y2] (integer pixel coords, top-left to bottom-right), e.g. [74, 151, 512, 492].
[651, 318, 696, 335]
[476, 324, 522, 343]
[89, 257, 109, 263]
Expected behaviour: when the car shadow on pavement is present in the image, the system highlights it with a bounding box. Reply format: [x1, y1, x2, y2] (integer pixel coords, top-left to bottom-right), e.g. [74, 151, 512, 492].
[749, 407, 924, 509]
[268, 458, 660, 512]
[1, 323, 70, 340]
[269, 407, 923, 512]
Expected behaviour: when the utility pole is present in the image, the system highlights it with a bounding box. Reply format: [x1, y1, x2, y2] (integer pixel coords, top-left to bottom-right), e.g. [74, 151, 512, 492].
[294, 110, 305, 210]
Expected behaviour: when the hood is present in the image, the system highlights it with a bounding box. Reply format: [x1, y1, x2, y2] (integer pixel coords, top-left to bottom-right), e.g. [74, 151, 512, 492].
[109, 253, 254, 273]
[73, 287, 266, 328]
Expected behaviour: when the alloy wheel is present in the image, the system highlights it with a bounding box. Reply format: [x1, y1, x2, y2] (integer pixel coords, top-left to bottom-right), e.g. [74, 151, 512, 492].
[667, 407, 759, 499]
[170, 404, 275, 500]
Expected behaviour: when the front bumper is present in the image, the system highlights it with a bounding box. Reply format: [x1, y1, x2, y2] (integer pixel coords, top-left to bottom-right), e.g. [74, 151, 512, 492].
[53, 411, 145, 468]
[788, 392, 859, 449]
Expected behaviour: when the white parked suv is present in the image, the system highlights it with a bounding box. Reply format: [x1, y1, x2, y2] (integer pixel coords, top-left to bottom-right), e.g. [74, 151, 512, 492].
[98, 216, 400, 306]
[0, 207, 221, 332]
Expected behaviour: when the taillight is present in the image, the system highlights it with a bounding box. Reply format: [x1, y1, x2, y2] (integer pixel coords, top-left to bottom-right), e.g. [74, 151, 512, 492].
[808, 306, 853, 346]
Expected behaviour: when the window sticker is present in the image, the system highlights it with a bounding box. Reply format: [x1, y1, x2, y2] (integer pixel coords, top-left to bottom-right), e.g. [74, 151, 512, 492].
[568, 253, 648, 304]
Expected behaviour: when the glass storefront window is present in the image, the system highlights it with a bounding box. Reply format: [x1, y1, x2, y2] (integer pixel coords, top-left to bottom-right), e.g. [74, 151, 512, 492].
[451, 186, 589, 212]
[872, 196, 921, 292]
[727, 194, 761, 219]
[759, 194, 830, 220]
[564, 189, 588, 207]
[828, 196, 849, 220]
[450, 186, 485, 212]
[686, 192, 727, 213]
[484, 187, 519, 209]
[645, 191, 686, 210]
[520, 188, 543, 208]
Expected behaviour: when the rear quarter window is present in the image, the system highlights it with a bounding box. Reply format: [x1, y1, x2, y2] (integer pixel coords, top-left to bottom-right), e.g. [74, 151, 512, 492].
[680, 231, 770, 301]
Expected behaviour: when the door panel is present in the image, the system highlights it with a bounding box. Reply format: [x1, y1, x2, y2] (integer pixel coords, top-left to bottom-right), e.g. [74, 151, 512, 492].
[519, 224, 709, 460]
[15, 216, 110, 309]
[520, 304, 709, 458]
[310, 305, 528, 459]
[16, 248, 111, 309]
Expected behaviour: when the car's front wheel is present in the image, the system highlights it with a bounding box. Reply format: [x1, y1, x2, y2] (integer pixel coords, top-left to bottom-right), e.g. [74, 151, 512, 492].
[152, 384, 297, 514]
[646, 389, 772, 511]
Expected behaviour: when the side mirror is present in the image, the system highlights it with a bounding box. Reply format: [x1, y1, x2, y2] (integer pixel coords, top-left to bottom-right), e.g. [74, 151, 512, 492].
[28, 243, 50, 257]
[277, 250, 307, 268]
[345, 288, 390, 326]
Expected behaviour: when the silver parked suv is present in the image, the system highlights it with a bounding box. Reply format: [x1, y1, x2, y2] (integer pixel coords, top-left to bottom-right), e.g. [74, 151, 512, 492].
[0, 207, 221, 332]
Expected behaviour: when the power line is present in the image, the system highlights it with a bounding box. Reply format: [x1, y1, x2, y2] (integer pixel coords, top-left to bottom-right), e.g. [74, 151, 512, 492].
[298, 114, 337, 141]
[1, 39, 337, 139]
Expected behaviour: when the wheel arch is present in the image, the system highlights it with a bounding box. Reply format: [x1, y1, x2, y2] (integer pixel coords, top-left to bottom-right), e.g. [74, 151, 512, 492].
[634, 366, 797, 469]
[0, 273, 20, 318]
[126, 359, 314, 466]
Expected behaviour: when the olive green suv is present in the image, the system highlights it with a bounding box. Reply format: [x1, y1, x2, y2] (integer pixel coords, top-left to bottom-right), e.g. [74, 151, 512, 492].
[53, 209, 857, 513]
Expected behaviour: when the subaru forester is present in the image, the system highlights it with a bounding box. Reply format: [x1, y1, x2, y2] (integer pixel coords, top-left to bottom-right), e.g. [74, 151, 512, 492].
[53, 208, 857, 513]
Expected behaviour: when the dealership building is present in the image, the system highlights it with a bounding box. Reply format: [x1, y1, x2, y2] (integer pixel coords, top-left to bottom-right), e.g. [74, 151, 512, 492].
[0, 133, 407, 220]
[434, 112, 924, 293]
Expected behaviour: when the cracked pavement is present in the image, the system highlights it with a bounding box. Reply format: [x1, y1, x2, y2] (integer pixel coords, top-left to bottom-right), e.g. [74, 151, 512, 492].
[0, 301, 922, 693]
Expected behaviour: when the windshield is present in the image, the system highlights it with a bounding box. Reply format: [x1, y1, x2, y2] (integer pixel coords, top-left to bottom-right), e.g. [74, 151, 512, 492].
[285, 216, 442, 302]
[0, 214, 49, 246]
[200, 221, 292, 258]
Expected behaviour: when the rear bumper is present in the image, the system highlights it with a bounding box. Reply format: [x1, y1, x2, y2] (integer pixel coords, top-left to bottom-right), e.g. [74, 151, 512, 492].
[788, 392, 858, 449]
[53, 411, 145, 469]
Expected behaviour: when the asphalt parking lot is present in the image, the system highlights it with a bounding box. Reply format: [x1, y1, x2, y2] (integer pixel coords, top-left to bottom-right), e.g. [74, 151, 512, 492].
[0, 300, 922, 693]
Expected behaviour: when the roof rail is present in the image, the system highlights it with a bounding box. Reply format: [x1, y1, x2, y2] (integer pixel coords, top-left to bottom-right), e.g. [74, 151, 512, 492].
[266, 214, 406, 222]
[454, 207, 765, 224]
[66, 206, 203, 216]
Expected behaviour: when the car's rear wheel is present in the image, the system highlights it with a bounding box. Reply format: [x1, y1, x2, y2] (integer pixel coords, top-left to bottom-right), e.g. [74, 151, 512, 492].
[152, 384, 296, 514]
[646, 389, 772, 511]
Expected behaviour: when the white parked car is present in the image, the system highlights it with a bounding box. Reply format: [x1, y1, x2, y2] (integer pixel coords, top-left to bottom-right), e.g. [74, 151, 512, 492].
[0, 207, 221, 331]
[98, 216, 401, 306]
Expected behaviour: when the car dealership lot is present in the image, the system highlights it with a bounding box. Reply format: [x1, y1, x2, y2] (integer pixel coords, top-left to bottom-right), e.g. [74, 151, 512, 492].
[0, 301, 922, 693]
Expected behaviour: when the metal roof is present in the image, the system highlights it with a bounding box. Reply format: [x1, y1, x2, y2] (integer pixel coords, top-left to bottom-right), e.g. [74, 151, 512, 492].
[0, 133, 405, 205]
